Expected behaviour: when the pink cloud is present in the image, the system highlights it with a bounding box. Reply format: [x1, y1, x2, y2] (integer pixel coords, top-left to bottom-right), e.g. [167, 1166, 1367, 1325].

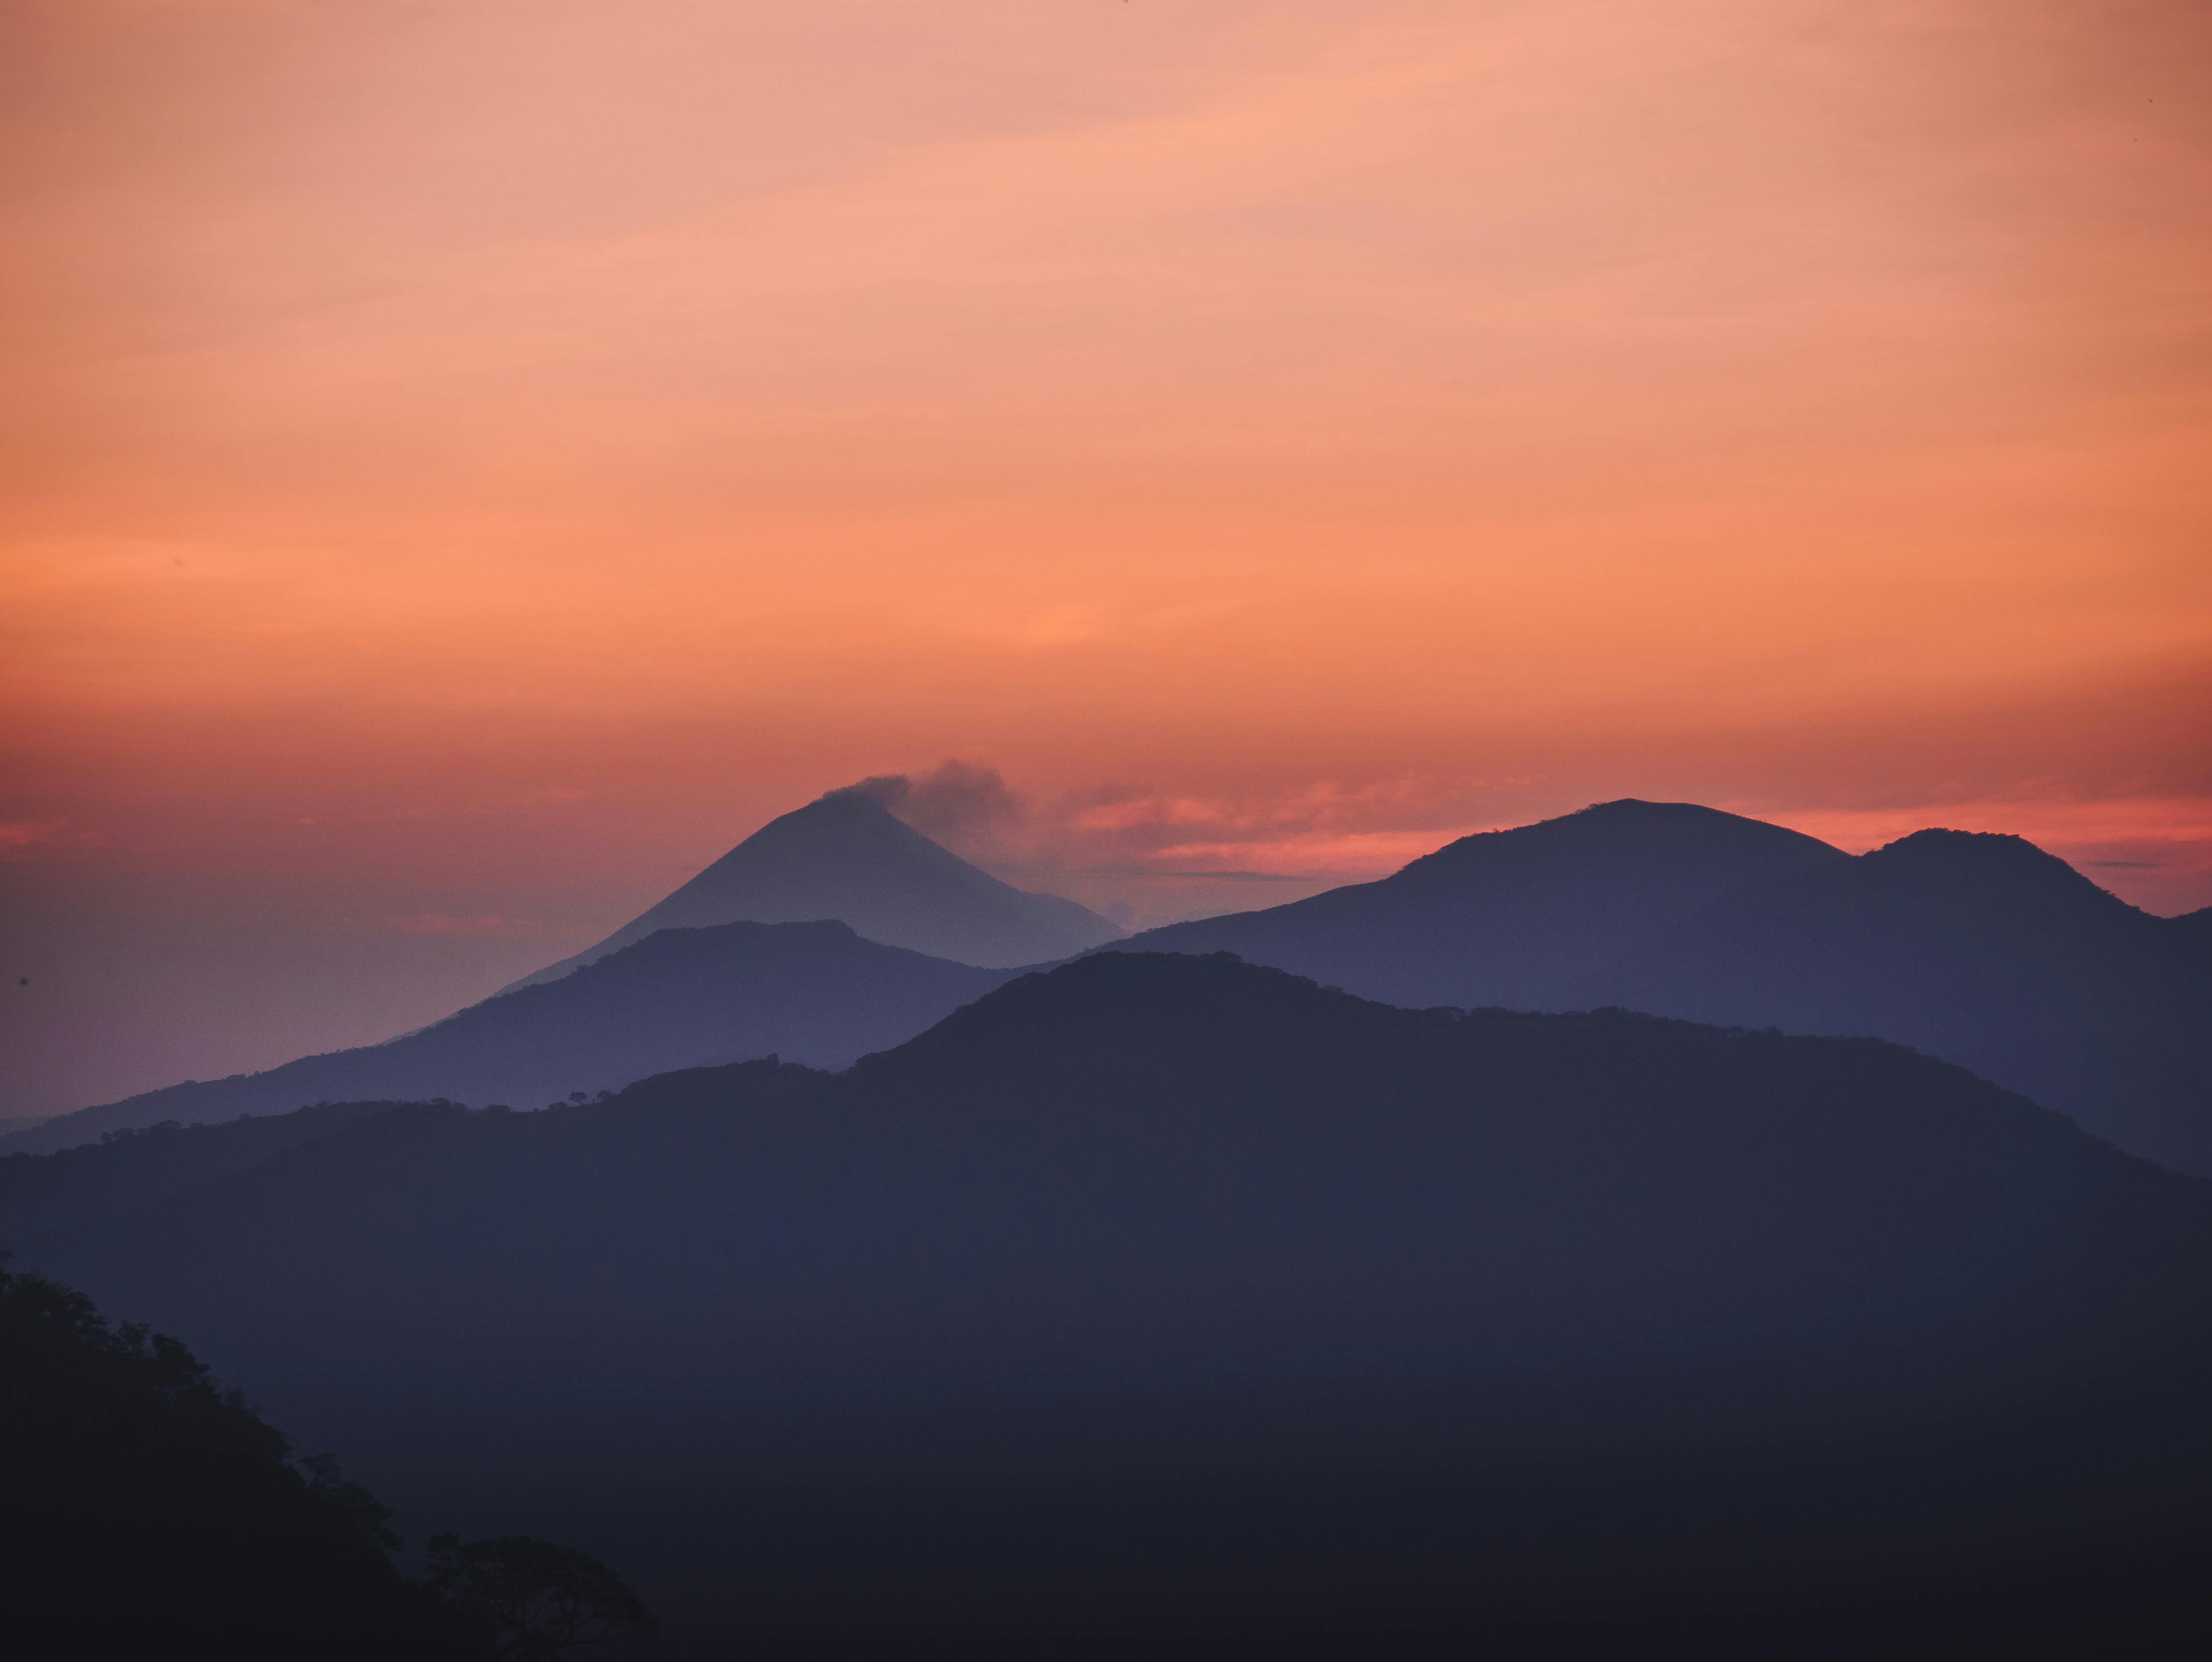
[0, 819, 109, 860]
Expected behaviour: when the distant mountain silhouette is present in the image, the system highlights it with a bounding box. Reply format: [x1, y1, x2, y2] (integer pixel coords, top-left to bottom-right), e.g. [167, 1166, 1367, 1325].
[11, 952, 2211, 1653]
[3, 921, 1018, 1156]
[503, 786, 1118, 990]
[1577, 828, 2212, 1175]
[7, 782, 1096, 1155]
[1107, 801, 2211, 1175]
[1109, 799, 1847, 1007]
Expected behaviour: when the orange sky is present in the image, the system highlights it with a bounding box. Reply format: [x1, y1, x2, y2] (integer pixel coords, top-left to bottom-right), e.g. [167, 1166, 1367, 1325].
[4, 0, 2210, 1115]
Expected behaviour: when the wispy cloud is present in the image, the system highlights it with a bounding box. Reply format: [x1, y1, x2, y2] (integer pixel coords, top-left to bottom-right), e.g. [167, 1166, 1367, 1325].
[0, 820, 108, 860]
[852, 765, 2212, 922]
[849, 761, 1528, 924]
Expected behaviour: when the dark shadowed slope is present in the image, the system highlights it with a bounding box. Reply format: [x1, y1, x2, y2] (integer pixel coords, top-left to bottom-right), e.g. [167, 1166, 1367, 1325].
[12, 953, 2212, 1653]
[2, 922, 1017, 1155]
[1107, 799, 1847, 1008]
[1579, 829, 2212, 1176]
[505, 787, 1118, 991]
[0, 1102, 398, 1240]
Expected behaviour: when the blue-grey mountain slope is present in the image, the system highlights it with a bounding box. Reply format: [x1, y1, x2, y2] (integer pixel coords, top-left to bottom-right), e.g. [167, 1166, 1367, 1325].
[1576, 829, 2212, 1176]
[1105, 800, 2211, 1175]
[1, 922, 1019, 1156]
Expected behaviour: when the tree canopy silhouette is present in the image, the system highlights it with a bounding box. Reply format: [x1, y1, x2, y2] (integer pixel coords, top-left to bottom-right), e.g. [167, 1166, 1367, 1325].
[429, 1532, 660, 1658]
[0, 1256, 654, 1658]
[0, 1254, 479, 1656]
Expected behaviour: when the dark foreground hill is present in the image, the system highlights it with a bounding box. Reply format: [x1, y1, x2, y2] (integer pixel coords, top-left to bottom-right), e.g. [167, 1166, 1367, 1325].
[8, 953, 2211, 1655]
[504, 785, 1120, 990]
[4, 921, 1019, 1155]
[4, 1260, 657, 1657]
[1111, 801, 2212, 1175]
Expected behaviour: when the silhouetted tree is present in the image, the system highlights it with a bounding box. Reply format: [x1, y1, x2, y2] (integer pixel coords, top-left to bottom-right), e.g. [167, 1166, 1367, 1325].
[3, 1255, 663, 1657]
[0, 1255, 481, 1656]
[428, 1532, 659, 1658]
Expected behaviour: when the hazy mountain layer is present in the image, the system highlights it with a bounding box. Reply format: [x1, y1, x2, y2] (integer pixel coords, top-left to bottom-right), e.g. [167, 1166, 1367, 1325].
[504, 788, 1119, 989]
[1110, 800, 2211, 1174]
[10, 952, 2210, 1652]
[1579, 828, 2212, 1176]
[2, 922, 1017, 1156]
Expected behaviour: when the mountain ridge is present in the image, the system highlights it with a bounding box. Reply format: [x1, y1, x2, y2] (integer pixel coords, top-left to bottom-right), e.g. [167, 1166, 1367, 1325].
[8, 787, 1111, 1154]
[1101, 801, 2211, 1174]
[1103, 799, 1849, 1009]
[1580, 825, 2212, 1173]
[1, 921, 1020, 1157]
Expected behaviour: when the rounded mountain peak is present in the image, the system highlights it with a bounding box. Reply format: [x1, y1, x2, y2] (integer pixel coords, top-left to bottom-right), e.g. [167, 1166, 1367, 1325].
[1868, 827, 2079, 875]
[1395, 797, 1844, 884]
[1858, 827, 2134, 913]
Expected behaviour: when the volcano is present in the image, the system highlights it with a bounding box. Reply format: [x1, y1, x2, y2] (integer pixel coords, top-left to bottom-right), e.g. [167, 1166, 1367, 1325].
[503, 786, 1119, 989]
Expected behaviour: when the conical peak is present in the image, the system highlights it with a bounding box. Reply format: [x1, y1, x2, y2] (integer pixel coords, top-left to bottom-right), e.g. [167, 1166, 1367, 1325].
[801, 783, 903, 819]
[722, 785, 947, 864]
[501, 780, 1121, 988]
[769, 785, 912, 833]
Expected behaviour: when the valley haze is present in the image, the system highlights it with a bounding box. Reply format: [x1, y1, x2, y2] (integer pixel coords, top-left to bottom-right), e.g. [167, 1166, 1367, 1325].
[13, 791, 2207, 1180]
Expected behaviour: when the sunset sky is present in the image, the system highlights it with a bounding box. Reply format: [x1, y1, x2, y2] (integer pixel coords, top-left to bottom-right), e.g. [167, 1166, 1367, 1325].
[5, 0, 2210, 1117]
